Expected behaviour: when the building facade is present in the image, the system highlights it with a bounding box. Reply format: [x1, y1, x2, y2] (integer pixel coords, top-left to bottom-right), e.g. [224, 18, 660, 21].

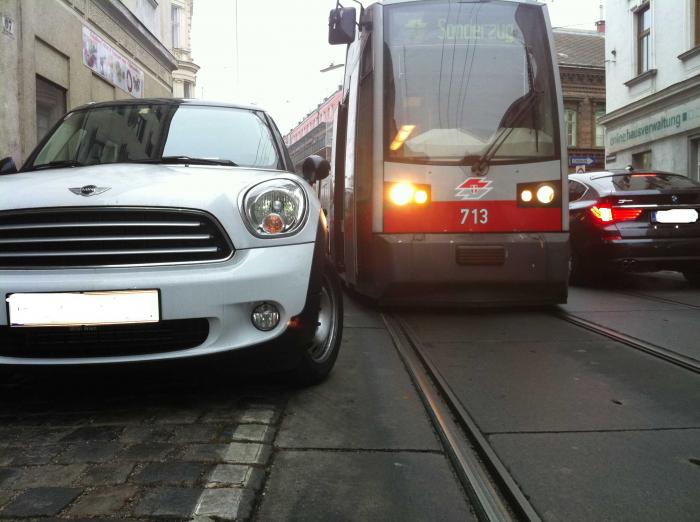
[554, 27, 606, 173]
[0, 0, 196, 166]
[284, 88, 342, 172]
[602, 0, 700, 179]
[169, 0, 198, 98]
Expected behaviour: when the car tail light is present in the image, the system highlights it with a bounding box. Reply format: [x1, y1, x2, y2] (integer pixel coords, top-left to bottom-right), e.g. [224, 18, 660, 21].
[589, 204, 643, 224]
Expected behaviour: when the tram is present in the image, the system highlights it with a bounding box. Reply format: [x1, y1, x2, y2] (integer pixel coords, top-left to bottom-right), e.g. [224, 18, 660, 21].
[321, 0, 569, 305]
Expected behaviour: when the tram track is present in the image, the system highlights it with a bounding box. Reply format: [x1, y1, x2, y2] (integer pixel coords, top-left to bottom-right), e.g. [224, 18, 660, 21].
[383, 313, 541, 522]
[554, 306, 700, 374]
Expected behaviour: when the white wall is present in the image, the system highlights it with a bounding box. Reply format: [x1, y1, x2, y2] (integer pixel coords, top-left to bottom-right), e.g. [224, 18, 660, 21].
[606, 0, 700, 113]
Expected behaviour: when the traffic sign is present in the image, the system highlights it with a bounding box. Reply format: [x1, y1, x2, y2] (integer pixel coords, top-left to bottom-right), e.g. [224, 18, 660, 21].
[569, 155, 596, 167]
[575, 166, 586, 174]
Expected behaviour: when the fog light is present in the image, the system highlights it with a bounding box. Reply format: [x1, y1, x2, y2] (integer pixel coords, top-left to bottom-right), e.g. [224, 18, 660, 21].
[537, 185, 555, 204]
[251, 302, 280, 331]
[521, 189, 533, 203]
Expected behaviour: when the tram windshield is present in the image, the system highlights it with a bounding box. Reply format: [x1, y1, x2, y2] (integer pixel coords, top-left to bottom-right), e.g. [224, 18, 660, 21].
[384, 0, 560, 165]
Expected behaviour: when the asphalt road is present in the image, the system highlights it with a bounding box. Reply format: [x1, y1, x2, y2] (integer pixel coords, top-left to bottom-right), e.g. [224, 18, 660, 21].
[0, 272, 698, 520]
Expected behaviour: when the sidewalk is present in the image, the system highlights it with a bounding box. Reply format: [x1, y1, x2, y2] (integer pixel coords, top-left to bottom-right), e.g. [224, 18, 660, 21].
[255, 297, 474, 521]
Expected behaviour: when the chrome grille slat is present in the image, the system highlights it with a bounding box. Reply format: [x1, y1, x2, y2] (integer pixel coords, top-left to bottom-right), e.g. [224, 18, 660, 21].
[0, 221, 202, 231]
[0, 234, 212, 244]
[0, 247, 219, 257]
[0, 208, 233, 268]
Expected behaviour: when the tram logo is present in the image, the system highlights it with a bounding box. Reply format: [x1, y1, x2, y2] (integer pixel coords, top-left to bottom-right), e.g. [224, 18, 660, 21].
[455, 178, 493, 200]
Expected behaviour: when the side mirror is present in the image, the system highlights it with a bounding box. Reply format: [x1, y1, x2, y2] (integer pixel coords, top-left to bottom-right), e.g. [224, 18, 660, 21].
[0, 157, 18, 175]
[302, 155, 331, 185]
[328, 7, 356, 45]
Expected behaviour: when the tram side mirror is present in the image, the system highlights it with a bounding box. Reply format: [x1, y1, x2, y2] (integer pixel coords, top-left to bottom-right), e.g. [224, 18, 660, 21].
[328, 7, 356, 45]
[302, 155, 331, 185]
[0, 157, 18, 175]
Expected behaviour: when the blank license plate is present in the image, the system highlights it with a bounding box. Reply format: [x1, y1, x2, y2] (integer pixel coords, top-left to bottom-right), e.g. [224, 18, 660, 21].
[6, 290, 160, 327]
[654, 209, 699, 224]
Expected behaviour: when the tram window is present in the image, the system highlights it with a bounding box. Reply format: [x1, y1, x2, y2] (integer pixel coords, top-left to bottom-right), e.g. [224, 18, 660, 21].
[568, 180, 587, 202]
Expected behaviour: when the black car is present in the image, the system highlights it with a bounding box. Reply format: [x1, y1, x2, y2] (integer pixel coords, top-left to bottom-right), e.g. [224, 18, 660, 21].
[568, 169, 700, 284]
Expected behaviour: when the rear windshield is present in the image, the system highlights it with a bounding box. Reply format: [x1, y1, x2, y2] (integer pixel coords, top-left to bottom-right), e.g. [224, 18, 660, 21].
[602, 173, 700, 191]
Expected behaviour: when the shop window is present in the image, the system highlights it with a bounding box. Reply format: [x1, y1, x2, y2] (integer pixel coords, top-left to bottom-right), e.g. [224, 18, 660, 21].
[595, 107, 606, 148]
[636, 3, 651, 75]
[35, 76, 66, 143]
[565, 108, 578, 147]
[632, 150, 652, 170]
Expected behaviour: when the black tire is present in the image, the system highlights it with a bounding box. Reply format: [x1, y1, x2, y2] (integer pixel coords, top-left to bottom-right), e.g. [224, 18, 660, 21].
[683, 270, 700, 286]
[569, 251, 593, 285]
[287, 262, 343, 386]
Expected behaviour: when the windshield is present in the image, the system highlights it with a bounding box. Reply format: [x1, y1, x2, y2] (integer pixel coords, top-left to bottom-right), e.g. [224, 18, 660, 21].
[384, 1, 560, 165]
[26, 104, 282, 171]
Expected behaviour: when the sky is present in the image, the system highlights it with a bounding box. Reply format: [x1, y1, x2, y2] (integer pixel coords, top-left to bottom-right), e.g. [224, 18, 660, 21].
[191, 0, 604, 135]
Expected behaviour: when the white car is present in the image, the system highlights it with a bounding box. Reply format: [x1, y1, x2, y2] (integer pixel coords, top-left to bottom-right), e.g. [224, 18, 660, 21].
[0, 99, 343, 384]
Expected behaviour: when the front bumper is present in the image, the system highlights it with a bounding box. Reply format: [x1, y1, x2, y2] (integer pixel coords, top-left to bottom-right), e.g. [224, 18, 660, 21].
[360, 233, 569, 305]
[0, 242, 315, 364]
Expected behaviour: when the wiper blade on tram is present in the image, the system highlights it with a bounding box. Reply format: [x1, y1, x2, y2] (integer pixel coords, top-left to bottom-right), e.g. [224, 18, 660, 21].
[469, 46, 540, 176]
[30, 160, 84, 171]
[160, 156, 238, 167]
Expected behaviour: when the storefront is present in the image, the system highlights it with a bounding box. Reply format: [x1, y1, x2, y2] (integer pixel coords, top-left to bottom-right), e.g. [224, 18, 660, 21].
[0, 0, 178, 165]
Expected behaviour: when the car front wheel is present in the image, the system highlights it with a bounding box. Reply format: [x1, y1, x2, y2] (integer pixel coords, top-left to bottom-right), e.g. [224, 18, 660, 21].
[288, 262, 343, 385]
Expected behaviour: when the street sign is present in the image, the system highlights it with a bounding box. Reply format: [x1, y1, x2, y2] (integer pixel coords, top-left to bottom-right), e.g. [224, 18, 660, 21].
[569, 155, 596, 167]
[575, 166, 586, 174]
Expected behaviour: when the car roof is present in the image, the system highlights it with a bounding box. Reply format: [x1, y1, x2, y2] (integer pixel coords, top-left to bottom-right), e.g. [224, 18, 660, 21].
[569, 169, 682, 183]
[70, 98, 266, 113]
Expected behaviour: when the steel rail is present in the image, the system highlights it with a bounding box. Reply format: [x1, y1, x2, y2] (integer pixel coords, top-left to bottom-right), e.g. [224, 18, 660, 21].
[383, 314, 541, 522]
[555, 309, 700, 374]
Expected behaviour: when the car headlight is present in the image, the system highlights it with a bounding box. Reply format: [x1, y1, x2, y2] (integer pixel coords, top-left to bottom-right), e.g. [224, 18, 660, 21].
[242, 179, 307, 237]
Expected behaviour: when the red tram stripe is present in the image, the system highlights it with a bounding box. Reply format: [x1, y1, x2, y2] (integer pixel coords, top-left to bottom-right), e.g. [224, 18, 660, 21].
[383, 200, 562, 233]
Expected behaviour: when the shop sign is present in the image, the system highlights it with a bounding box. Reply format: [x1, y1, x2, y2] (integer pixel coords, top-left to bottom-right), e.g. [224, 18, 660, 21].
[607, 98, 700, 153]
[82, 26, 144, 98]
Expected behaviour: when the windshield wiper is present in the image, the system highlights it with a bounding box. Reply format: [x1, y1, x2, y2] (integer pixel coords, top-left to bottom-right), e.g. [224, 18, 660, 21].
[160, 156, 238, 167]
[30, 160, 84, 171]
[469, 46, 540, 176]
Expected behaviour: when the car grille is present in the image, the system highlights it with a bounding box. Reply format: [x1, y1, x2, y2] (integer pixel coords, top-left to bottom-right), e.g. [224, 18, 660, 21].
[0, 207, 234, 268]
[0, 319, 209, 358]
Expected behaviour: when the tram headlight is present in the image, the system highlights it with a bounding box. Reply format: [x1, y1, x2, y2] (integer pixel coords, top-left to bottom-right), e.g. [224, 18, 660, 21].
[243, 179, 307, 237]
[521, 189, 533, 203]
[536, 185, 555, 204]
[389, 182, 414, 206]
[387, 182, 431, 206]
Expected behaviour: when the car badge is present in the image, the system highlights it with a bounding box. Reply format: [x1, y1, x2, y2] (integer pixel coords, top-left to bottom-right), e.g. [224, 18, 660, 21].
[69, 185, 110, 197]
[671, 195, 679, 203]
[618, 199, 633, 204]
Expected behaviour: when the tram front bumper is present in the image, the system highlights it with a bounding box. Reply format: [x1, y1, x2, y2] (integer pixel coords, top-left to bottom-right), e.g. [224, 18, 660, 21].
[367, 233, 569, 305]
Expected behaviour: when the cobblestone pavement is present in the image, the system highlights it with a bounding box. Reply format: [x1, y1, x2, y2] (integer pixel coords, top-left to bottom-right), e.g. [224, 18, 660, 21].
[0, 364, 287, 520]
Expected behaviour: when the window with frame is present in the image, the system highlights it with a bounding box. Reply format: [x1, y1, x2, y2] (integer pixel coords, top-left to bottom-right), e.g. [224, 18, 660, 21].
[636, 3, 651, 75]
[632, 150, 652, 170]
[595, 106, 606, 148]
[695, 0, 700, 47]
[171, 5, 182, 49]
[565, 108, 578, 147]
